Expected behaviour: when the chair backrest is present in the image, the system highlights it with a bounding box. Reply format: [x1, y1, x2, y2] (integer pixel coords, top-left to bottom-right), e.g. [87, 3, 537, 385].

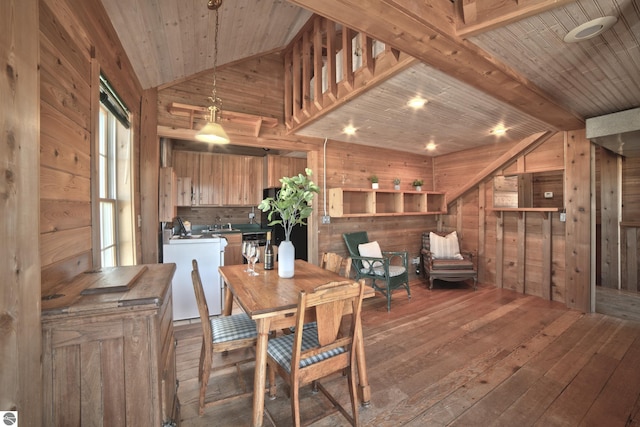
[321, 252, 344, 274]
[191, 259, 213, 350]
[343, 232, 370, 271]
[290, 280, 365, 375]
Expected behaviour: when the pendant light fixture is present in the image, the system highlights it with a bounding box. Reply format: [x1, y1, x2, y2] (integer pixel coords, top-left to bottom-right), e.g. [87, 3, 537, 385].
[196, 0, 230, 144]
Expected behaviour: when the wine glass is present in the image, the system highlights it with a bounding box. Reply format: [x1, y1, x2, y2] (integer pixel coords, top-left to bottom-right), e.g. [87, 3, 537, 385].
[241, 241, 251, 272]
[248, 242, 260, 276]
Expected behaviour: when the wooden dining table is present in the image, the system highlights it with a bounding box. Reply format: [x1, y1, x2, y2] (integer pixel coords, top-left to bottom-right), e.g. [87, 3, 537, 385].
[219, 259, 371, 427]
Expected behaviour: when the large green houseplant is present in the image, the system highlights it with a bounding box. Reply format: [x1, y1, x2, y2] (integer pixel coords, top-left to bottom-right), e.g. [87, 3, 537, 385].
[258, 168, 319, 277]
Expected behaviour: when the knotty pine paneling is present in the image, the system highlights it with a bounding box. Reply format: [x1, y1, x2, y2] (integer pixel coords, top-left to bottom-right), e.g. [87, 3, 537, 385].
[40, 226, 92, 267]
[40, 0, 143, 288]
[40, 103, 91, 177]
[158, 53, 285, 132]
[434, 139, 521, 195]
[622, 155, 640, 223]
[324, 139, 434, 190]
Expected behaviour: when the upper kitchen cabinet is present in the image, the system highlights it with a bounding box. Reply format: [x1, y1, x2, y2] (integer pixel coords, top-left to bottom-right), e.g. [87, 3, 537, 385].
[171, 151, 263, 207]
[266, 155, 307, 188]
[199, 153, 223, 206]
[173, 151, 199, 205]
[223, 155, 263, 206]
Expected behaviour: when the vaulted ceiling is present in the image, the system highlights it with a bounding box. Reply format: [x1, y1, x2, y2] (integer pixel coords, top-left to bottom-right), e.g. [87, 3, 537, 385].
[100, 0, 640, 155]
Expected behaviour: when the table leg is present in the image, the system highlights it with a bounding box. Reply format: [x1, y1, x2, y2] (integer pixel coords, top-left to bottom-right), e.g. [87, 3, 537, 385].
[223, 281, 233, 316]
[355, 330, 371, 406]
[252, 318, 271, 427]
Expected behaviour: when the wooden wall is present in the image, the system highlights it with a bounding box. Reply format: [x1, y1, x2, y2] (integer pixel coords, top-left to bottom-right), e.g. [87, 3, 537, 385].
[39, 0, 143, 293]
[433, 133, 571, 303]
[1, 1, 42, 424]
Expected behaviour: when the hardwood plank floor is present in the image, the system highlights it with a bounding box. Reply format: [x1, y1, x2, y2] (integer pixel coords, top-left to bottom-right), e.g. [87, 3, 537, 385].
[174, 279, 640, 426]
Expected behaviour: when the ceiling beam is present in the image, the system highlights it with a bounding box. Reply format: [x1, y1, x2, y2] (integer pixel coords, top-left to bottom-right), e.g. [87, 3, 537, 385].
[457, 0, 576, 37]
[287, 0, 584, 131]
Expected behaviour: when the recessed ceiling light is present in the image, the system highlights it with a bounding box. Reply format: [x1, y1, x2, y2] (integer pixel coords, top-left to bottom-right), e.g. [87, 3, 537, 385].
[407, 97, 427, 109]
[426, 142, 436, 151]
[343, 124, 357, 135]
[564, 16, 618, 43]
[492, 126, 507, 136]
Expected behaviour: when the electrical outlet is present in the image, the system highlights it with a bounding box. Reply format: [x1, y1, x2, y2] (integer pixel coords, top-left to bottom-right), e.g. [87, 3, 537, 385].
[248, 212, 255, 219]
[322, 215, 331, 224]
[560, 212, 566, 222]
[544, 191, 553, 199]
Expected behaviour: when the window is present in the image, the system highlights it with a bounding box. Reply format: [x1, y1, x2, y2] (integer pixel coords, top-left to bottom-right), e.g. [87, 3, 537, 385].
[96, 75, 135, 267]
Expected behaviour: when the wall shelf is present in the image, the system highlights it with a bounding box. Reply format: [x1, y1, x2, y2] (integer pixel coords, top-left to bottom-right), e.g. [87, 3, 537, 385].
[328, 188, 446, 217]
[487, 207, 560, 219]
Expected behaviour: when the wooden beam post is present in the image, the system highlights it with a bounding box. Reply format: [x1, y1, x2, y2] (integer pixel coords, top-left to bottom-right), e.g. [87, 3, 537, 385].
[565, 129, 592, 312]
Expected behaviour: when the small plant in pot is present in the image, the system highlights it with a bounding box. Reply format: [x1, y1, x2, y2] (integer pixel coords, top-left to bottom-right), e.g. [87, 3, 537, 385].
[393, 178, 401, 190]
[370, 175, 379, 189]
[258, 168, 319, 278]
[412, 179, 424, 191]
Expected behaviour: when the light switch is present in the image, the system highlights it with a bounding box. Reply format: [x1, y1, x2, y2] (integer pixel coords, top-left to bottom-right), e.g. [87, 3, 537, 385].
[544, 191, 553, 199]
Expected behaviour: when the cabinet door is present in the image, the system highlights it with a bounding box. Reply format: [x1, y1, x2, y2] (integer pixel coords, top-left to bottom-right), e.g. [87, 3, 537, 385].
[176, 177, 192, 206]
[267, 155, 306, 187]
[224, 233, 243, 266]
[245, 156, 264, 205]
[199, 153, 223, 206]
[159, 167, 177, 221]
[222, 155, 246, 205]
[173, 151, 199, 204]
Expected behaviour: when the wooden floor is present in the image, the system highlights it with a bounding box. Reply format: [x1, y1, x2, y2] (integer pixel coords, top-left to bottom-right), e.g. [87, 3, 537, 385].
[174, 279, 640, 426]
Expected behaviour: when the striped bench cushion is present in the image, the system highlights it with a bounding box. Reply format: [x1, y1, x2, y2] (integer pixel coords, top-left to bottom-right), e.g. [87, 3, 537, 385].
[432, 259, 474, 270]
[268, 327, 345, 373]
[211, 313, 257, 343]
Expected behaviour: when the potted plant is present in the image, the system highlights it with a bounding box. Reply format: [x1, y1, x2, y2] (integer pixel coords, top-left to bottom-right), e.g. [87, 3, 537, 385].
[393, 178, 401, 190]
[412, 179, 424, 191]
[258, 168, 319, 278]
[370, 175, 379, 189]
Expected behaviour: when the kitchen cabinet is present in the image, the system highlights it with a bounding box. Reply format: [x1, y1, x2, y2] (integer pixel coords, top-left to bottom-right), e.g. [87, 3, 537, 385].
[266, 154, 307, 187]
[171, 151, 263, 207]
[222, 155, 264, 206]
[176, 176, 192, 206]
[199, 153, 223, 205]
[41, 264, 179, 426]
[159, 167, 177, 221]
[224, 233, 243, 266]
[173, 150, 199, 205]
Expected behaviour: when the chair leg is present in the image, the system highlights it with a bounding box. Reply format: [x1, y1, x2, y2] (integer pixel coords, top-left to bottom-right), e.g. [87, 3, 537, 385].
[429, 276, 434, 290]
[291, 379, 301, 427]
[198, 352, 211, 416]
[267, 364, 277, 400]
[386, 285, 392, 312]
[347, 365, 360, 426]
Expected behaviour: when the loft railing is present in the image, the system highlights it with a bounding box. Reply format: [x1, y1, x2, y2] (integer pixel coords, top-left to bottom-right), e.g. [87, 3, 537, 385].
[284, 15, 416, 132]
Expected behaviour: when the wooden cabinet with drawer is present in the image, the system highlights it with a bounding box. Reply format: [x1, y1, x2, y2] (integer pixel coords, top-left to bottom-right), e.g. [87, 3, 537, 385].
[41, 264, 179, 426]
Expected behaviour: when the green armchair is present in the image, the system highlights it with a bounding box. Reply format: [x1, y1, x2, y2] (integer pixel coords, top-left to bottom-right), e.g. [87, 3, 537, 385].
[343, 231, 410, 311]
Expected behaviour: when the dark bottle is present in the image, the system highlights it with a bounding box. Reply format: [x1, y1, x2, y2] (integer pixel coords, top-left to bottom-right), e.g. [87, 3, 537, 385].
[264, 231, 274, 270]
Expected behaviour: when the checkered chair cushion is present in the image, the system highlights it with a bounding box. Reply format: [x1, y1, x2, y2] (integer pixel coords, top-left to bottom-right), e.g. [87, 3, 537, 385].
[211, 313, 257, 344]
[267, 327, 345, 373]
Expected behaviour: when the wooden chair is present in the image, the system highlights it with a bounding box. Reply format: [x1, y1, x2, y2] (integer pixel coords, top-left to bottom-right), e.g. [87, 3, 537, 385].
[421, 231, 477, 290]
[191, 259, 258, 415]
[266, 280, 365, 427]
[343, 231, 410, 311]
[321, 252, 344, 274]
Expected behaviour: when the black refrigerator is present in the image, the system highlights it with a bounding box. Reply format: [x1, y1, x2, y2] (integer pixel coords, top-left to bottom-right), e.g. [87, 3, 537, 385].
[261, 188, 308, 261]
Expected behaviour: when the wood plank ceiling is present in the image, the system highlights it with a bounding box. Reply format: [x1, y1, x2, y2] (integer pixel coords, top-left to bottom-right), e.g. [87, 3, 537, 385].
[100, 0, 640, 155]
